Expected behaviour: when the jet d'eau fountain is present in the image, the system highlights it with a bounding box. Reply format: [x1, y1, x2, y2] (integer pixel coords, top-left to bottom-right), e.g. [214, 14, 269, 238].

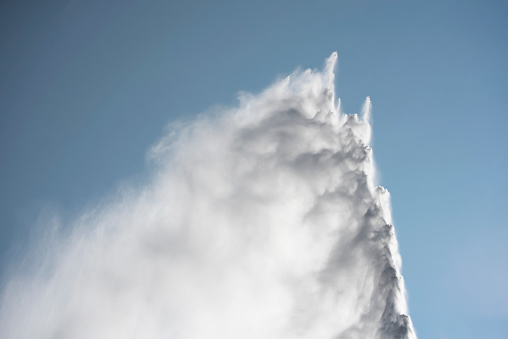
[0, 53, 416, 339]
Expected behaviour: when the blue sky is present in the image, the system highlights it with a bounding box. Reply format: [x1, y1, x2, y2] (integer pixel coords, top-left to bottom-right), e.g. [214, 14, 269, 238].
[1, 0, 507, 337]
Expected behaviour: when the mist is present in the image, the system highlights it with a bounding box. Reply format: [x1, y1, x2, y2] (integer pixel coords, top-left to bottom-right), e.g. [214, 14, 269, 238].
[0, 53, 415, 339]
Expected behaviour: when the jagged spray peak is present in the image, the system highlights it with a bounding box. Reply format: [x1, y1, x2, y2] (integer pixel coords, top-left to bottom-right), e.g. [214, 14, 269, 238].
[361, 95, 372, 123]
[0, 55, 416, 339]
[357, 95, 373, 146]
[324, 51, 338, 89]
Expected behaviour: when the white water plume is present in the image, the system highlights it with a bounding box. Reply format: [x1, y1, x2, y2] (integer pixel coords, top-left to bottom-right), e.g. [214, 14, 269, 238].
[0, 53, 416, 339]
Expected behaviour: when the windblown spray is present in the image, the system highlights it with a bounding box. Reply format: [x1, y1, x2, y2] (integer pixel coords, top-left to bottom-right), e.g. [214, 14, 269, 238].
[0, 53, 416, 339]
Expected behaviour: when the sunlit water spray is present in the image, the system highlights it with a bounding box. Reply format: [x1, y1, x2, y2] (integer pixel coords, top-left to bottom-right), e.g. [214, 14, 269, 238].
[0, 53, 416, 339]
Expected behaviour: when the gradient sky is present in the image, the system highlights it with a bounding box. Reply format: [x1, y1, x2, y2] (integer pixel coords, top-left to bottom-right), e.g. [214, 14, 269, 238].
[1, 0, 507, 338]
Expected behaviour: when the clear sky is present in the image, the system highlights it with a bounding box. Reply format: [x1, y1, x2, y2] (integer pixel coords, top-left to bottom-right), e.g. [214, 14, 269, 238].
[1, 0, 507, 338]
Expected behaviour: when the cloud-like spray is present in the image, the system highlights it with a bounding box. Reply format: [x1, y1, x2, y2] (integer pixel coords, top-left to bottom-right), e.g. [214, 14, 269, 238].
[0, 53, 416, 339]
